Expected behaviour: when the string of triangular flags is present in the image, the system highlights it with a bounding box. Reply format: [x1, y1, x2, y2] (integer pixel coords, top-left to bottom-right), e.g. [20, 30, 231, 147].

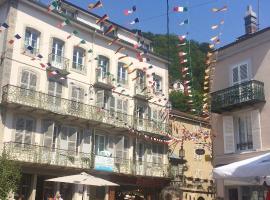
[173, 3, 197, 113]
[201, 4, 228, 120]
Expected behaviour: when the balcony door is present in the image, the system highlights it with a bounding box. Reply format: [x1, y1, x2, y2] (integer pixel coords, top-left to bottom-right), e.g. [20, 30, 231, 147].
[48, 81, 62, 108]
[135, 104, 150, 127]
[14, 117, 35, 147]
[60, 126, 77, 154]
[71, 86, 84, 112]
[97, 56, 109, 81]
[20, 70, 37, 98]
[136, 70, 146, 91]
[52, 38, 64, 69]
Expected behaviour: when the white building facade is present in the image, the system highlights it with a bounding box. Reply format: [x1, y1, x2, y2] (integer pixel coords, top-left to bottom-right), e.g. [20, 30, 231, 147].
[0, 0, 171, 199]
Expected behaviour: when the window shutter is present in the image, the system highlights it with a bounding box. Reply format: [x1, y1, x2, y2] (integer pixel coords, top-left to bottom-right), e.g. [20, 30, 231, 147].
[251, 110, 262, 150]
[79, 88, 84, 103]
[68, 127, 77, 152]
[15, 118, 24, 144]
[123, 100, 128, 114]
[96, 90, 104, 108]
[223, 116, 235, 154]
[108, 136, 114, 156]
[110, 96, 115, 113]
[29, 73, 37, 90]
[48, 81, 55, 95]
[71, 86, 78, 101]
[232, 67, 239, 85]
[43, 120, 54, 148]
[56, 82, 62, 97]
[60, 126, 68, 150]
[115, 136, 123, 161]
[240, 64, 248, 82]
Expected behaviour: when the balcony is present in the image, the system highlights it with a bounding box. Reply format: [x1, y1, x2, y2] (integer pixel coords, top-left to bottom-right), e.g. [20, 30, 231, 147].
[134, 85, 151, 100]
[47, 53, 70, 76]
[2, 85, 170, 135]
[211, 80, 265, 113]
[4, 142, 168, 178]
[94, 72, 114, 90]
[4, 142, 92, 169]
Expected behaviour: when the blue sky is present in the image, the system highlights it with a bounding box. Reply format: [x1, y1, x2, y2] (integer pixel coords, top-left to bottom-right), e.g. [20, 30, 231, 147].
[43, 0, 270, 46]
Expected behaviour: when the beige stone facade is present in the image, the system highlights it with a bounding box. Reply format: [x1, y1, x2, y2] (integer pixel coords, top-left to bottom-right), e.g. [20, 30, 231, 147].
[211, 28, 270, 199]
[0, 0, 170, 199]
[169, 110, 214, 200]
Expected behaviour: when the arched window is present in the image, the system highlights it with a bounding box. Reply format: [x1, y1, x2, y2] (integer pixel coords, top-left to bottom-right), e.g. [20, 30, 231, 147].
[24, 27, 40, 55]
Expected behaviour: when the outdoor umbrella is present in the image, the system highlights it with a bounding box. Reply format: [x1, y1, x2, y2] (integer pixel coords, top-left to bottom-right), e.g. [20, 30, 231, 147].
[213, 152, 270, 179]
[46, 172, 119, 186]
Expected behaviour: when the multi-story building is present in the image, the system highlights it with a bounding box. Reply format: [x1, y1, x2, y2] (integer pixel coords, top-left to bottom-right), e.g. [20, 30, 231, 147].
[211, 5, 270, 200]
[0, 0, 171, 199]
[169, 110, 214, 200]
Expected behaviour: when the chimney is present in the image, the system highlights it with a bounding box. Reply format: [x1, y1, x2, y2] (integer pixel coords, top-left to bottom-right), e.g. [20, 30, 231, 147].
[244, 5, 257, 34]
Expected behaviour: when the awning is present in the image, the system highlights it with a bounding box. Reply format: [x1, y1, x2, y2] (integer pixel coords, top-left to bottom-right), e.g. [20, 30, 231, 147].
[46, 172, 119, 186]
[213, 152, 270, 180]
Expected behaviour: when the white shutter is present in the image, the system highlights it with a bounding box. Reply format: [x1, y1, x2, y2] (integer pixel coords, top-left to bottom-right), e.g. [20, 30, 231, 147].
[251, 110, 262, 150]
[115, 136, 123, 162]
[232, 67, 239, 85]
[223, 116, 235, 154]
[21, 71, 29, 88]
[43, 120, 54, 148]
[123, 100, 128, 114]
[82, 130, 91, 154]
[96, 90, 104, 108]
[240, 64, 248, 82]
[29, 73, 37, 90]
[68, 127, 77, 152]
[60, 126, 68, 150]
[15, 118, 24, 144]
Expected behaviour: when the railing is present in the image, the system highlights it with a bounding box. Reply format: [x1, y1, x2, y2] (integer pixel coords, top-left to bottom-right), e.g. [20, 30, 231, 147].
[48, 53, 70, 71]
[211, 80, 265, 113]
[95, 70, 114, 86]
[2, 85, 169, 135]
[4, 142, 169, 178]
[72, 62, 87, 73]
[236, 142, 253, 151]
[134, 85, 151, 99]
[4, 142, 92, 169]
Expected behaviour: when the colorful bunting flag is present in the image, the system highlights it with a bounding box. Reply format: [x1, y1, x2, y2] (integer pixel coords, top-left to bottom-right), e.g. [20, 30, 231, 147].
[104, 25, 115, 35]
[108, 37, 120, 46]
[115, 46, 125, 54]
[130, 18, 139, 25]
[118, 54, 128, 60]
[67, 30, 79, 39]
[96, 14, 109, 25]
[88, 1, 103, 10]
[173, 6, 188, 12]
[124, 6, 136, 16]
[57, 19, 71, 28]
[179, 19, 189, 26]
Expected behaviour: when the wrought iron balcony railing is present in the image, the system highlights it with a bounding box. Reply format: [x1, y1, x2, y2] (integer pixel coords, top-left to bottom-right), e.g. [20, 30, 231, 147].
[4, 142, 169, 178]
[48, 53, 70, 75]
[72, 62, 87, 73]
[211, 80, 265, 113]
[4, 142, 92, 169]
[95, 70, 114, 89]
[134, 85, 151, 99]
[2, 85, 169, 135]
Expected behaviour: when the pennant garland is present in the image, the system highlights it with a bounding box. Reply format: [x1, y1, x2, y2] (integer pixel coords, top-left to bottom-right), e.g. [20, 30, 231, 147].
[96, 14, 109, 25]
[88, 1, 103, 10]
[124, 6, 136, 16]
[173, 6, 188, 12]
[130, 18, 139, 25]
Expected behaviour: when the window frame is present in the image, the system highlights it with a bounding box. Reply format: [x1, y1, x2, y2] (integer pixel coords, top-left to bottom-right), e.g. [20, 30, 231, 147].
[24, 27, 40, 55]
[97, 55, 110, 79]
[72, 47, 86, 73]
[14, 116, 35, 147]
[117, 62, 128, 85]
[230, 61, 250, 86]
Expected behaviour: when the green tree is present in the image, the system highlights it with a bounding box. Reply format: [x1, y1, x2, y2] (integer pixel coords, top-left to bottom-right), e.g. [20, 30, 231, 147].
[0, 152, 21, 200]
[142, 32, 209, 114]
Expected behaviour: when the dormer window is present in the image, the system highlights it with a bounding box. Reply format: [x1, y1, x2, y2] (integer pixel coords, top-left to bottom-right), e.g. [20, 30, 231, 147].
[61, 8, 76, 19]
[100, 22, 118, 37]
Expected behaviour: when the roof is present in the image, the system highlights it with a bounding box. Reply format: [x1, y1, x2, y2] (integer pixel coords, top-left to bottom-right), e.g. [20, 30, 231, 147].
[216, 27, 270, 52]
[170, 109, 209, 125]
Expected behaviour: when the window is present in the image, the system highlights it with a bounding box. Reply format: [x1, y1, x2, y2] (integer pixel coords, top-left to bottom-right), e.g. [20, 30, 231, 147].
[136, 70, 146, 89]
[232, 62, 249, 85]
[48, 81, 62, 106]
[117, 62, 128, 85]
[20, 70, 37, 97]
[97, 56, 109, 80]
[234, 113, 253, 151]
[115, 136, 129, 161]
[42, 120, 54, 148]
[96, 90, 114, 110]
[72, 47, 85, 72]
[152, 144, 163, 164]
[116, 99, 128, 120]
[51, 38, 65, 68]
[222, 110, 261, 154]
[14, 117, 35, 147]
[95, 134, 106, 155]
[153, 75, 162, 93]
[71, 86, 84, 111]
[135, 104, 150, 126]
[60, 126, 77, 152]
[61, 8, 76, 18]
[24, 28, 40, 54]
